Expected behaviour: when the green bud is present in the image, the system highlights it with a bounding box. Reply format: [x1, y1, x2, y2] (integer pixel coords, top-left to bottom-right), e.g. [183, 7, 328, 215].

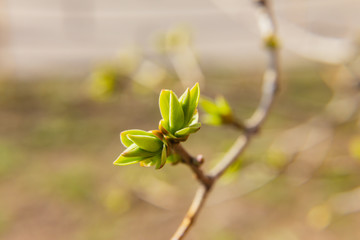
[158, 83, 200, 140]
[200, 97, 219, 115]
[203, 114, 223, 126]
[200, 95, 234, 126]
[116, 128, 171, 169]
[215, 96, 232, 116]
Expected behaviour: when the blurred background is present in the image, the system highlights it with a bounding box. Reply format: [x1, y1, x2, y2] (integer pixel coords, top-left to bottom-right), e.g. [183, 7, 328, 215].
[1, 0, 360, 239]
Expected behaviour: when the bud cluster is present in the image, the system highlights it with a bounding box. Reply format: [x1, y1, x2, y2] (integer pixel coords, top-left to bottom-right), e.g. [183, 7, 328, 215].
[114, 83, 201, 169]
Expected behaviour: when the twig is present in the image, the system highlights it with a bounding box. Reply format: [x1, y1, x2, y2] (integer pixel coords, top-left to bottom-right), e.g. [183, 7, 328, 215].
[171, 186, 210, 240]
[170, 0, 281, 239]
[211, 0, 280, 179]
[172, 143, 213, 189]
[209, 133, 250, 178]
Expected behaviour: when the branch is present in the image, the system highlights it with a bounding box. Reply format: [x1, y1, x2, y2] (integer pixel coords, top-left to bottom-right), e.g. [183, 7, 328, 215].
[170, 0, 280, 239]
[211, 0, 280, 179]
[172, 143, 213, 189]
[171, 186, 210, 240]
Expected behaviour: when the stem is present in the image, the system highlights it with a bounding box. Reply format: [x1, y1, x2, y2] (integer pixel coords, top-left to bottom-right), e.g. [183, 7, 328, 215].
[172, 143, 213, 189]
[209, 133, 251, 179]
[171, 185, 211, 240]
[171, 0, 280, 239]
[211, 0, 280, 179]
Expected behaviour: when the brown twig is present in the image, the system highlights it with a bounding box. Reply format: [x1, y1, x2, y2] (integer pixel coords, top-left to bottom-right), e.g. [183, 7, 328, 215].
[211, 0, 280, 180]
[171, 185, 210, 240]
[170, 0, 281, 239]
[171, 143, 213, 189]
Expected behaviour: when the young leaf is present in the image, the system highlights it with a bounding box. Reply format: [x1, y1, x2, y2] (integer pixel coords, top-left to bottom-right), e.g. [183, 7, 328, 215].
[159, 120, 177, 140]
[139, 159, 153, 167]
[141, 154, 161, 168]
[174, 123, 201, 137]
[189, 122, 201, 130]
[121, 144, 155, 158]
[180, 88, 191, 123]
[189, 112, 199, 125]
[159, 90, 171, 124]
[113, 155, 143, 166]
[127, 134, 163, 152]
[169, 91, 184, 132]
[120, 129, 154, 147]
[187, 83, 200, 123]
[156, 144, 167, 169]
[175, 127, 191, 137]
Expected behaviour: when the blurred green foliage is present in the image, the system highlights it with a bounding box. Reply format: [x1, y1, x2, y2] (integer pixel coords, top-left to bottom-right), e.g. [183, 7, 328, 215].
[200, 96, 235, 126]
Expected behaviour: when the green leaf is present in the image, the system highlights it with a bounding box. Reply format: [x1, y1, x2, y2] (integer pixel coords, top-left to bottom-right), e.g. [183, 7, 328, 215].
[159, 90, 171, 124]
[174, 123, 201, 137]
[140, 154, 161, 167]
[216, 96, 232, 116]
[121, 144, 155, 158]
[187, 83, 200, 123]
[156, 144, 167, 169]
[139, 159, 153, 167]
[179, 88, 191, 124]
[127, 134, 163, 152]
[175, 127, 191, 137]
[159, 119, 177, 139]
[200, 97, 219, 115]
[189, 112, 199, 125]
[169, 91, 184, 132]
[113, 155, 143, 166]
[120, 129, 154, 147]
[159, 119, 169, 133]
[189, 122, 201, 130]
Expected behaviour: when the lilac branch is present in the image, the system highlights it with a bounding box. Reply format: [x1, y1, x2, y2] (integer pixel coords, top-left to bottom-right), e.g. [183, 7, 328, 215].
[170, 1, 281, 239]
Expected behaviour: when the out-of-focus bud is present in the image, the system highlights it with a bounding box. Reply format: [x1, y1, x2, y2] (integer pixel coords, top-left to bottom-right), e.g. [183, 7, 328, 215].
[200, 96, 235, 126]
